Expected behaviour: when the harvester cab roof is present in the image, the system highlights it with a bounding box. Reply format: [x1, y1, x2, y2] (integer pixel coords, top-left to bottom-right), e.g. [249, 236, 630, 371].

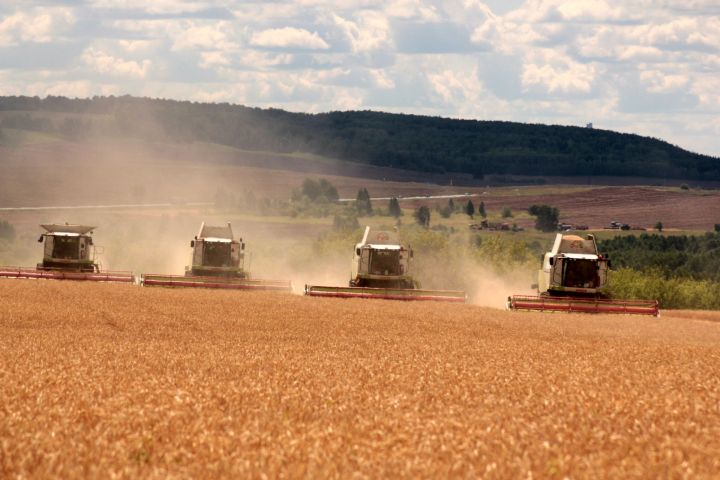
[555, 234, 598, 255]
[196, 222, 234, 240]
[41, 224, 95, 235]
[39, 224, 95, 241]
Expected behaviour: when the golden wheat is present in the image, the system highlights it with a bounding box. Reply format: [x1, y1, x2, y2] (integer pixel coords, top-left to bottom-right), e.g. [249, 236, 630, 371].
[1, 281, 719, 478]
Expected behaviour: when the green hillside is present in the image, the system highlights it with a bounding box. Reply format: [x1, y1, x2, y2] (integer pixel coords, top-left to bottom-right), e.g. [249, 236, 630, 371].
[1, 95, 717, 181]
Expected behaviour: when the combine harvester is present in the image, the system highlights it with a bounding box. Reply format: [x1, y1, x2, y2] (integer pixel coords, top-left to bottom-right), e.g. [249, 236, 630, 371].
[141, 222, 291, 291]
[0, 224, 133, 283]
[305, 226, 466, 302]
[508, 233, 659, 316]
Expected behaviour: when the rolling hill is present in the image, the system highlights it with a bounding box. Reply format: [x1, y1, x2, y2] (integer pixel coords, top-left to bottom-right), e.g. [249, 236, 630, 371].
[0, 95, 717, 183]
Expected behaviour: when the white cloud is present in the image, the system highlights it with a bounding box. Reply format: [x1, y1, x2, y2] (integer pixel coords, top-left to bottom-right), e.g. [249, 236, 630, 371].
[555, 0, 624, 21]
[250, 27, 330, 50]
[173, 22, 238, 51]
[199, 51, 231, 68]
[89, 0, 213, 15]
[82, 48, 151, 78]
[692, 76, 720, 109]
[639, 69, 689, 93]
[385, 0, 440, 21]
[118, 40, 155, 53]
[369, 69, 395, 89]
[618, 46, 665, 62]
[522, 50, 596, 94]
[332, 12, 392, 53]
[234, 51, 294, 69]
[428, 67, 482, 103]
[0, 7, 74, 45]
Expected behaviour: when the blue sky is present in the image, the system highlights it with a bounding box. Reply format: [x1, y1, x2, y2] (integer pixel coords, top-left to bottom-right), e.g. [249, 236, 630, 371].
[0, 0, 718, 156]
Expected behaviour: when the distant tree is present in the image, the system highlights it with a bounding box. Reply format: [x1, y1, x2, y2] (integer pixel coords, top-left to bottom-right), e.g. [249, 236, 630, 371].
[465, 200, 475, 218]
[415, 206, 431, 228]
[301, 178, 338, 202]
[528, 204, 560, 232]
[318, 178, 339, 202]
[715, 224, 720, 233]
[448, 198, 455, 211]
[0, 220, 16, 240]
[478, 201, 486, 218]
[355, 188, 373, 215]
[333, 213, 360, 231]
[655, 221, 664, 232]
[501, 206, 513, 218]
[301, 178, 321, 200]
[388, 197, 402, 217]
[680, 183, 690, 190]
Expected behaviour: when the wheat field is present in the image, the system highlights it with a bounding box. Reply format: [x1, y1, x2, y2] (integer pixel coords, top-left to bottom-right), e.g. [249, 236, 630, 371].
[1, 281, 720, 478]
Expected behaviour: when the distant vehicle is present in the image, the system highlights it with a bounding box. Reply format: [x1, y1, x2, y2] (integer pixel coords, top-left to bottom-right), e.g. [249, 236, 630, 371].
[470, 220, 511, 231]
[558, 223, 589, 232]
[607, 221, 630, 230]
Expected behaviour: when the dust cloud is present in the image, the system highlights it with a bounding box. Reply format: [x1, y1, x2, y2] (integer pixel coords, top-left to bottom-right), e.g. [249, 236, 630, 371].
[1, 137, 540, 309]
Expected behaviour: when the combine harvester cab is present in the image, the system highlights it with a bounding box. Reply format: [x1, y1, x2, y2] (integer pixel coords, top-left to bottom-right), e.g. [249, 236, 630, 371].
[141, 222, 291, 291]
[0, 224, 134, 283]
[508, 233, 658, 316]
[305, 226, 466, 302]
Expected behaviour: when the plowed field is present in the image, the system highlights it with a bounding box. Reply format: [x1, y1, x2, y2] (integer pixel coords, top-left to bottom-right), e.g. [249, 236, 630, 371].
[2, 281, 720, 478]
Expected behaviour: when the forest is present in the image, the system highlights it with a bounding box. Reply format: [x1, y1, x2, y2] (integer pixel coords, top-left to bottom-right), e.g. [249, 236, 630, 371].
[1, 95, 718, 181]
[598, 233, 720, 282]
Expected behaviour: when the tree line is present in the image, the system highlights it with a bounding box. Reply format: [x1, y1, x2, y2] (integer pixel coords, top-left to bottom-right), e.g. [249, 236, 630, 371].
[598, 233, 720, 282]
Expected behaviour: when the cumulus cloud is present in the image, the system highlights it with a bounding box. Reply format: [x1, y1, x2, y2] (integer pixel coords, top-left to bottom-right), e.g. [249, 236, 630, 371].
[250, 27, 330, 50]
[369, 69, 395, 89]
[332, 12, 392, 53]
[385, 0, 441, 21]
[82, 47, 151, 78]
[118, 40, 155, 53]
[89, 0, 215, 15]
[0, 7, 74, 45]
[173, 22, 239, 51]
[522, 50, 596, 94]
[640, 69, 689, 93]
[428, 67, 481, 103]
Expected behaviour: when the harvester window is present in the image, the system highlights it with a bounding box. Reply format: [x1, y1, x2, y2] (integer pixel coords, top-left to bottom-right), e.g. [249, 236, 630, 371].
[369, 250, 401, 276]
[52, 236, 80, 260]
[563, 259, 598, 288]
[203, 242, 232, 267]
